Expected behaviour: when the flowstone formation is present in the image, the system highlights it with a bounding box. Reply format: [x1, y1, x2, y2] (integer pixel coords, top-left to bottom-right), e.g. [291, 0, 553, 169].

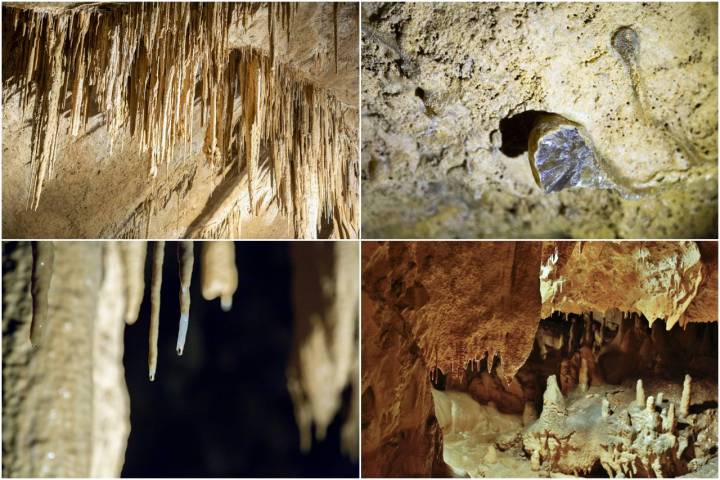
[361, 241, 718, 477]
[2, 241, 359, 476]
[2, 2, 359, 239]
[362, 2, 718, 238]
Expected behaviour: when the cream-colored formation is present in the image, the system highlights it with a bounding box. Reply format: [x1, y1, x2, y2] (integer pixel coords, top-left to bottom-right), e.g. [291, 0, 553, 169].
[29, 242, 54, 347]
[176, 241, 194, 356]
[3, 2, 358, 239]
[541, 241, 708, 329]
[148, 241, 165, 382]
[362, 241, 717, 477]
[2, 241, 358, 476]
[200, 242, 238, 311]
[287, 242, 359, 459]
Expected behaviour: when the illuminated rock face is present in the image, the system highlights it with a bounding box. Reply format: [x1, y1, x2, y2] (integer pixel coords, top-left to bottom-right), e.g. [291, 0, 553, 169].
[361, 241, 717, 477]
[362, 2, 718, 238]
[2, 2, 359, 239]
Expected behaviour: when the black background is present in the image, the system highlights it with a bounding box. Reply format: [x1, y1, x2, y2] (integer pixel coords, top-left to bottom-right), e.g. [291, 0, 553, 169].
[121, 242, 357, 477]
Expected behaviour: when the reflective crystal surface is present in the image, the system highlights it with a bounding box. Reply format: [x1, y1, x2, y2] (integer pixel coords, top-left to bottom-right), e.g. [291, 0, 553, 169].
[531, 125, 612, 193]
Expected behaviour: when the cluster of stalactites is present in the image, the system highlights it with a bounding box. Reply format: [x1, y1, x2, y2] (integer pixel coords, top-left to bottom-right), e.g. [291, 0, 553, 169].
[28, 241, 239, 381]
[223, 48, 358, 238]
[6, 3, 250, 209]
[6, 3, 358, 238]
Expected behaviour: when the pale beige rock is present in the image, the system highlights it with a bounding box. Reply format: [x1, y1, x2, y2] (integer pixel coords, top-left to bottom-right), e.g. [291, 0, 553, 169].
[362, 2, 717, 238]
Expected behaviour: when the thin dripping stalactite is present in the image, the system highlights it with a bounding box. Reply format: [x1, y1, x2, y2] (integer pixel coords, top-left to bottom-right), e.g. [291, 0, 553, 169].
[29, 241, 54, 347]
[3, 241, 359, 476]
[333, 2, 339, 74]
[3, 2, 358, 239]
[148, 241, 165, 382]
[176, 241, 194, 356]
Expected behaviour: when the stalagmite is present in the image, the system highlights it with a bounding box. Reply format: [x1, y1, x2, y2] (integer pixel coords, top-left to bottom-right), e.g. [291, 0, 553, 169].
[542, 375, 566, 415]
[531, 449, 541, 470]
[200, 242, 238, 311]
[646, 396, 655, 413]
[578, 357, 588, 392]
[148, 241, 165, 381]
[664, 402, 676, 432]
[119, 242, 147, 325]
[177, 242, 194, 356]
[656, 392, 663, 406]
[602, 398, 610, 417]
[30, 242, 54, 347]
[679, 374, 692, 418]
[636, 379, 645, 407]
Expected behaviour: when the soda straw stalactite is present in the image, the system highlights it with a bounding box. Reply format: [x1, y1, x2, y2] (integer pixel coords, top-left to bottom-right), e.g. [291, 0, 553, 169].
[176, 241, 194, 356]
[148, 241, 165, 381]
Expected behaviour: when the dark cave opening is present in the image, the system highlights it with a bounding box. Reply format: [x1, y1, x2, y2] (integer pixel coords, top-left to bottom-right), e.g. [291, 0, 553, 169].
[121, 242, 357, 477]
[498, 110, 549, 157]
[458, 312, 718, 415]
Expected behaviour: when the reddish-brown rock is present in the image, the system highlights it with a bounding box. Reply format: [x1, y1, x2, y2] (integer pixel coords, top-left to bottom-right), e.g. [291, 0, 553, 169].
[361, 241, 542, 476]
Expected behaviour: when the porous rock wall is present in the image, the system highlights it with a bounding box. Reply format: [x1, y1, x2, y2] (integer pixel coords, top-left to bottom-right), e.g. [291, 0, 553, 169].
[362, 2, 717, 238]
[540, 241, 718, 329]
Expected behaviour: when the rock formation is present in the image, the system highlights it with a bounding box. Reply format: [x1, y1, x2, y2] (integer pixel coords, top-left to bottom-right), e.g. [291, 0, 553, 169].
[2, 2, 359, 239]
[361, 2, 717, 238]
[2, 241, 358, 476]
[361, 241, 717, 477]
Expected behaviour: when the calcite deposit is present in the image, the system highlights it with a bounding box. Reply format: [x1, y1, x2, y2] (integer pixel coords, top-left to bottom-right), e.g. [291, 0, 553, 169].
[2, 241, 359, 476]
[361, 241, 718, 477]
[361, 2, 718, 238]
[2, 2, 359, 239]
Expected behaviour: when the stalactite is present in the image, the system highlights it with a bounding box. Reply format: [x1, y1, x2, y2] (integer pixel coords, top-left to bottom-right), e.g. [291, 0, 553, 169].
[200, 242, 238, 311]
[119, 242, 147, 325]
[176, 241, 194, 356]
[30, 242, 54, 347]
[148, 241, 165, 381]
[333, 3, 339, 75]
[5, 3, 358, 239]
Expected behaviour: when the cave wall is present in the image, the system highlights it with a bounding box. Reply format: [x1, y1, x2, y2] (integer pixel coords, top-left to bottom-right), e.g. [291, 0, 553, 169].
[2, 2, 359, 239]
[361, 240, 718, 476]
[540, 241, 718, 328]
[2, 242, 129, 477]
[361, 2, 718, 238]
[360, 241, 543, 476]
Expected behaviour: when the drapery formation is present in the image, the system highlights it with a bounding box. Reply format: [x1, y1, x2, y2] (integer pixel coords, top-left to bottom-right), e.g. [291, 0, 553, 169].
[3, 2, 357, 238]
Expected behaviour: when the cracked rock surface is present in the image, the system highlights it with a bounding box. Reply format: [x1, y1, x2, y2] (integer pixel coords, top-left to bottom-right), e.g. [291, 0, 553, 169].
[361, 2, 717, 238]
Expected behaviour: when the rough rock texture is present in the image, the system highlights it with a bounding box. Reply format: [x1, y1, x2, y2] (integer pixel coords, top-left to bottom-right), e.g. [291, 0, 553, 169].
[361, 241, 718, 477]
[540, 241, 718, 329]
[2, 2, 359, 239]
[361, 243, 445, 477]
[523, 376, 717, 477]
[361, 241, 542, 476]
[362, 2, 717, 238]
[2, 242, 129, 477]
